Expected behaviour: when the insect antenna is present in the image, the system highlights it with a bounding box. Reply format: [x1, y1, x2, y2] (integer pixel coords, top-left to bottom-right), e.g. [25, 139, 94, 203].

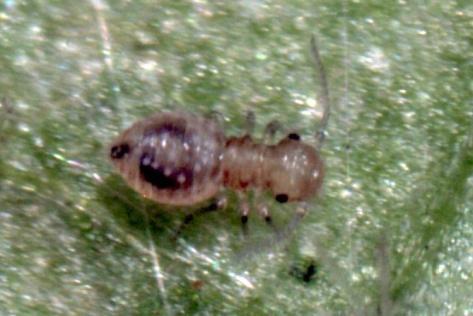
[310, 34, 331, 148]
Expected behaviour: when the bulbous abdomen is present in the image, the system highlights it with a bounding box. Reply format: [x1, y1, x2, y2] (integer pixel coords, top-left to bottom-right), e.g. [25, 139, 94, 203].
[109, 112, 225, 206]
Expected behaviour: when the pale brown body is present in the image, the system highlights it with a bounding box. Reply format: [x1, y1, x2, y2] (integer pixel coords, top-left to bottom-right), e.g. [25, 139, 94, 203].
[109, 111, 324, 206]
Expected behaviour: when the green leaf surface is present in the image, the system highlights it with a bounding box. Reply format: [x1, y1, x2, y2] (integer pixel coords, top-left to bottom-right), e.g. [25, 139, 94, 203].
[1, 0, 472, 315]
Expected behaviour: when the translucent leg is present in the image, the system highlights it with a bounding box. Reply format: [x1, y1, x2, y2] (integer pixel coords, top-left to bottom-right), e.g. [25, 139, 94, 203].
[235, 202, 310, 259]
[273, 202, 308, 244]
[254, 190, 273, 226]
[238, 192, 250, 235]
[263, 120, 282, 143]
[245, 110, 255, 136]
[257, 202, 272, 224]
[172, 195, 227, 240]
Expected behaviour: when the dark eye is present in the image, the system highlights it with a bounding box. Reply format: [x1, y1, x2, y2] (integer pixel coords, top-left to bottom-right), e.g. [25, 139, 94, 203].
[110, 144, 130, 159]
[287, 133, 301, 141]
[275, 193, 289, 203]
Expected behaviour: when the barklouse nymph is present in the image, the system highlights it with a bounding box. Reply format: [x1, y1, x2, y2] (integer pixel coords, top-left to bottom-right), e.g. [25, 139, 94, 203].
[109, 35, 330, 229]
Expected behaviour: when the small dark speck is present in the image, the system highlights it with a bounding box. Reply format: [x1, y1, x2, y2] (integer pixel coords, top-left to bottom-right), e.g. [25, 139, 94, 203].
[183, 214, 194, 224]
[290, 261, 318, 284]
[302, 263, 317, 283]
[275, 194, 288, 203]
[110, 144, 130, 159]
[139, 152, 193, 190]
[287, 133, 301, 141]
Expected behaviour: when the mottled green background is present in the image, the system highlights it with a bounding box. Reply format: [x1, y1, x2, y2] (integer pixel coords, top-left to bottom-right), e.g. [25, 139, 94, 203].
[0, 0, 472, 315]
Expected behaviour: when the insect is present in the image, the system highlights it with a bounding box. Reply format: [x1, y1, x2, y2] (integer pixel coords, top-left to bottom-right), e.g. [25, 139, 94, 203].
[109, 35, 330, 229]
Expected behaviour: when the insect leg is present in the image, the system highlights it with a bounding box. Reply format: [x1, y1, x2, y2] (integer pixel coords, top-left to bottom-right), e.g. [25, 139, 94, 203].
[234, 202, 309, 260]
[257, 202, 272, 224]
[244, 110, 256, 136]
[272, 202, 308, 245]
[263, 120, 282, 143]
[254, 190, 273, 226]
[172, 195, 227, 240]
[238, 192, 251, 235]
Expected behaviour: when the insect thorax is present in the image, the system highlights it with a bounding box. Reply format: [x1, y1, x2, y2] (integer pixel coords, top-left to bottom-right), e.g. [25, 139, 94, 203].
[222, 135, 324, 203]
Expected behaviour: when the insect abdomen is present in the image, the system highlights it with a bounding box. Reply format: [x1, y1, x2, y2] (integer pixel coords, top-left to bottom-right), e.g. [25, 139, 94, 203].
[109, 112, 225, 206]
